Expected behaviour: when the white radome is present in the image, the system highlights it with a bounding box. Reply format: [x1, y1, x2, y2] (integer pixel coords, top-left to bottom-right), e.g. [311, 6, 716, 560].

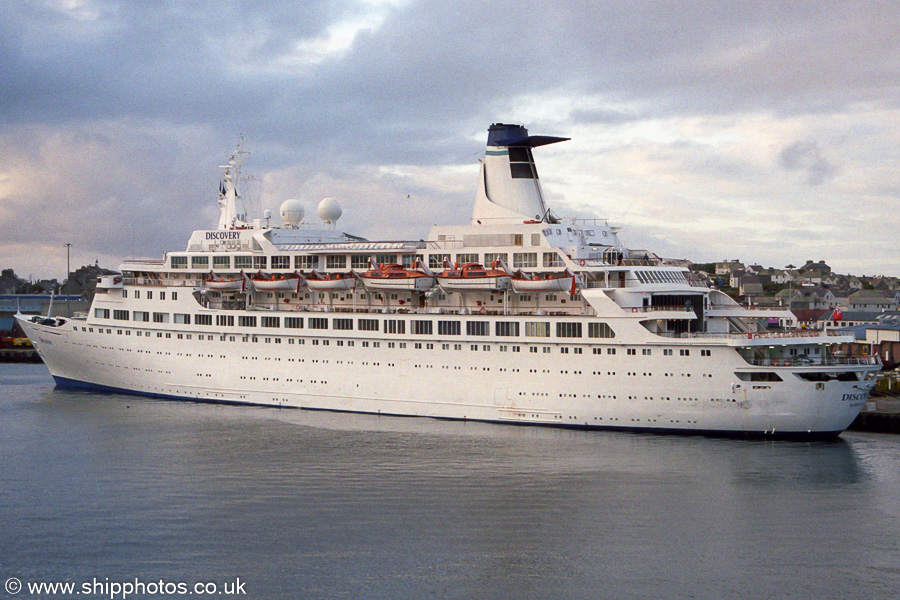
[280, 199, 305, 226]
[318, 197, 342, 224]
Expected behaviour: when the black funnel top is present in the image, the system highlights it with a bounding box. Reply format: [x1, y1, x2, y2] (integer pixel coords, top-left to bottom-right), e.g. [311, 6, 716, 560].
[487, 123, 570, 148]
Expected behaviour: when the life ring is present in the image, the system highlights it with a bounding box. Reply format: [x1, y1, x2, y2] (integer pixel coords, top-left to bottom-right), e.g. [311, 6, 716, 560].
[632, 307, 638, 313]
[479, 307, 486, 315]
[578, 260, 586, 266]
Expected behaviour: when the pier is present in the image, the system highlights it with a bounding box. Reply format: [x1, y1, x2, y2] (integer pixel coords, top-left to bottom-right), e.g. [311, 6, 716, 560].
[0, 348, 41, 363]
[850, 392, 900, 434]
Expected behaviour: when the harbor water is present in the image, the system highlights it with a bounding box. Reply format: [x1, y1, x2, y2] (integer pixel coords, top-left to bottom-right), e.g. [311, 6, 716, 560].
[2, 363, 899, 600]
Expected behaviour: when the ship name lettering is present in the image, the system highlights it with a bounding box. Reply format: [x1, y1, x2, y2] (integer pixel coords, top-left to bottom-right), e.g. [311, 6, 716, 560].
[206, 231, 241, 240]
[841, 393, 868, 402]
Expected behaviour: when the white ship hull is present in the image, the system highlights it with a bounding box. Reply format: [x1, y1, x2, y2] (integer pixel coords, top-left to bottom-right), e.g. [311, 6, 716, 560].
[19, 314, 876, 438]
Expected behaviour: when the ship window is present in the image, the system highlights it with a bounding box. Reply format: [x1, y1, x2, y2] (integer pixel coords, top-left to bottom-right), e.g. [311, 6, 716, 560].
[294, 255, 317, 269]
[153, 312, 169, 323]
[174, 313, 190, 324]
[375, 254, 398, 265]
[525, 322, 550, 337]
[429, 254, 450, 270]
[607, 348, 616, 355]
[196, 314, 212, 326]
[438, 321, 460, 335]
[235, 255, 252, 269]
[412, 320, 432, 335]
[309, 318, 328, 330]
[95, 308, 110, 319]
[513, 253, 537, 268]
[467, 321, 489, 336]
[543, 252, 564, 267]
[213, 255, 231, 269]
[326, 255, 346, 269]
[351, 255, 369, 269]
[133, 311, 150, 322]
[588, 323, 615, 338]
[735, 372, 783, 382]
[262, 316, 280, 328]
[484, 253, 508, 265]
[191, 256, 209, 269]
[358, 319, 379, 331]
[238, 316, 256, 327]
[271, 256, 290, 269]
[680, 349, 690, 356]
[333, 318, 353, 330]
[217, 315, 234, 327]
[385, 319, 405, 334]
[285, 317, 304, 329]
[113, 310, 129, 320]
[556, 322, 582, 338]
[457, 253, 478, 264]
[171, 256, 188, 269]
[253, 256, 268, 269]
[495, 322, 520, 337]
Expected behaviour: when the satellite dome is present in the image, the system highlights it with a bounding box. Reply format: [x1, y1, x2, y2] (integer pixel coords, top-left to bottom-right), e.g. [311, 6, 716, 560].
[318, 197, 342, 224]
[280, 198, 305, 227]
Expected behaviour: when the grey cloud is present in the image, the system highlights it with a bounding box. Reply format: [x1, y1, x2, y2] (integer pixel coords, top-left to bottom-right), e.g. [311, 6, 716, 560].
[778, 140, 839, 185]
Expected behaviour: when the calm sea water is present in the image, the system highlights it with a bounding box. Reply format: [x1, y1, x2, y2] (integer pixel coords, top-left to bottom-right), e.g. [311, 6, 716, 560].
[2, 363, 899, 600]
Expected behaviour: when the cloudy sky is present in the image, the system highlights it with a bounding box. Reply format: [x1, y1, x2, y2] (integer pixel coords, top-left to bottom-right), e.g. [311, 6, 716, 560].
[2, 0, 898, 281]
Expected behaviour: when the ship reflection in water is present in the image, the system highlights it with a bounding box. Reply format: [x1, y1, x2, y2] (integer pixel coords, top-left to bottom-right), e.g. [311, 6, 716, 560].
[3, 365, 899, 599]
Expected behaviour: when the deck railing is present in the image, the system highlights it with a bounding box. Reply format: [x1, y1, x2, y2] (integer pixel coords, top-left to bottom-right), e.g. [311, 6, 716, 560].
[657, 329, 849, 340]
[743, 356, 880, 367]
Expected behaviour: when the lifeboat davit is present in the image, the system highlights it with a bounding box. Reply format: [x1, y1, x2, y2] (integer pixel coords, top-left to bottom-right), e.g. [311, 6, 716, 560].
[251, 271, 306, 292]
[206, 271, 247, 291]
[510, 270, 576, 294]
[358, 258, 435, 292]
[437, 262, 510, 292]
[305, 271, 357, 291]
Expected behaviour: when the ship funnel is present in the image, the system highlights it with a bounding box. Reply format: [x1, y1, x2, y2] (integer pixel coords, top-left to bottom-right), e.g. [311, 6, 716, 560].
[471, 123, 569, 225]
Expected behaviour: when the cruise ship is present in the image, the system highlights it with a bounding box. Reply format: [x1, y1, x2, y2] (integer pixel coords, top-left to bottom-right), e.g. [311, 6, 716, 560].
[18, 123, 881, 437]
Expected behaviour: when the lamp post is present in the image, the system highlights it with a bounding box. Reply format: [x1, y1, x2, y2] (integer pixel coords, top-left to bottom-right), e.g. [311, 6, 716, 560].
[64, 243, 73, 317]
[785, 264, 794, 328]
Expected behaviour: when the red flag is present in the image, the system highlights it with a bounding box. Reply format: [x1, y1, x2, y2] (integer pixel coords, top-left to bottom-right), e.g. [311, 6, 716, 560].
[831, 308, 842, 321]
